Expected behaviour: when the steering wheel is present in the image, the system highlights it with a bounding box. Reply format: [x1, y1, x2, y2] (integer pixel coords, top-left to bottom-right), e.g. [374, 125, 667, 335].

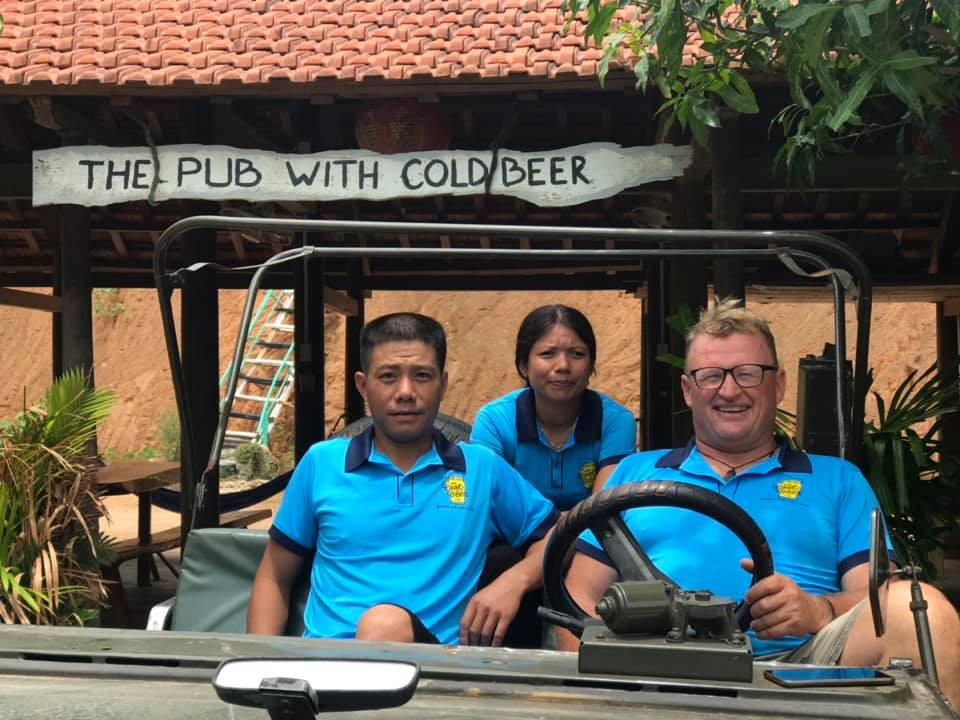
[542, 480, 775, 634]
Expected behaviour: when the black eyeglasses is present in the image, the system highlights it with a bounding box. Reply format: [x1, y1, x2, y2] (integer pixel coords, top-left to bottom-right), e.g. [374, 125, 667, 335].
[687, 364, 778, 389]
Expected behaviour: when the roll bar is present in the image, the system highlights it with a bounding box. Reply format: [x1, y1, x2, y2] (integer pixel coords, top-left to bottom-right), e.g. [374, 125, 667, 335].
[153, 218, 872, 531]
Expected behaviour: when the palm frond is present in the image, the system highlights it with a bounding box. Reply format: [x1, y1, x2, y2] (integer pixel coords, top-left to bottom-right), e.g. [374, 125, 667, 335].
[0, 371, 114, 625]
[862, 361, 960, 582]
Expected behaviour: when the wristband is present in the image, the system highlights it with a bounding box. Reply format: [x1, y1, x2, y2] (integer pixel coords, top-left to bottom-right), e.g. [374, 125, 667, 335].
[821, 595, 838, 622]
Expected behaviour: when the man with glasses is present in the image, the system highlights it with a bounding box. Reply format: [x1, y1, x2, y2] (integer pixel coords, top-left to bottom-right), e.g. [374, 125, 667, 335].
[558, 298, 959, 708]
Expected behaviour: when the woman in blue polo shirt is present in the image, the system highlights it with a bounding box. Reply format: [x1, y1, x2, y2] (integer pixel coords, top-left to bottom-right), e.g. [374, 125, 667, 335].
[470, 305, 637, 648]
[471, 304, 637, 511]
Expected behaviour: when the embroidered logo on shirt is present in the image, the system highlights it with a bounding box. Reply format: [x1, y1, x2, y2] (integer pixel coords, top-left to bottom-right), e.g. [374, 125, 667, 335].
[777, 479, 802, 500]
[579, 462, 597, 490]
[444, 475, 466, 504]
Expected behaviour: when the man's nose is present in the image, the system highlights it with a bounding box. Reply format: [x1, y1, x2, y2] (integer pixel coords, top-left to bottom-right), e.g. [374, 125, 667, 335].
[395, 376, 416, 398]
[716, 371, 740, 396]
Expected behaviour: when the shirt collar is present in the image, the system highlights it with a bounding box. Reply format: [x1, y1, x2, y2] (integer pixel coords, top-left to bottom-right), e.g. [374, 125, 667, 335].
[344, 424, 466, 473]
[654, 436, 812, 474]
[515, 388, 603, 444]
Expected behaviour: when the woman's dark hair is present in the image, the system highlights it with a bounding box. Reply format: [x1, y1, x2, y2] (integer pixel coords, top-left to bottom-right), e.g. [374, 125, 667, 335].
[360, 312, 447, 372]
[514, 305, 597, 379]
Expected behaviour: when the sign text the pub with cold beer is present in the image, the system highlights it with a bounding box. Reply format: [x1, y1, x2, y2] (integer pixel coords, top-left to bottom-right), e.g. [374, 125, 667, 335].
[33, 143, 693, 208]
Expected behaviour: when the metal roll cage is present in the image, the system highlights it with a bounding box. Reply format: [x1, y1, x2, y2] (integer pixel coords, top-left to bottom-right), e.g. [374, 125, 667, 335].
[153, 218, 872, 531]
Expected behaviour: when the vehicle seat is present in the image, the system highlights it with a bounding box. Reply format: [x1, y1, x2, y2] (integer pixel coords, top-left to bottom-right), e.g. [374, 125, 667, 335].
[149, 527, 310, 635]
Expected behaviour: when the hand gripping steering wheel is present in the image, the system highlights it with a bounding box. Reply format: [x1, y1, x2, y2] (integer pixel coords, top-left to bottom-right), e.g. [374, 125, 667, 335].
[542, 480, 775, 634]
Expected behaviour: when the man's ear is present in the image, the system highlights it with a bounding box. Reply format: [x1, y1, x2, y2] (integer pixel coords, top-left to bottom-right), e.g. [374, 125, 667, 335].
[440, 371, 448, 399]
[354, 371, 367, 401]
[775, 367, 786, 405]
[680, 372, 694, 408]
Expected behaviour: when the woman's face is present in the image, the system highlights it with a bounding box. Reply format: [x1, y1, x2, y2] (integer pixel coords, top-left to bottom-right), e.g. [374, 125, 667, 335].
[520, 323, 593, 406]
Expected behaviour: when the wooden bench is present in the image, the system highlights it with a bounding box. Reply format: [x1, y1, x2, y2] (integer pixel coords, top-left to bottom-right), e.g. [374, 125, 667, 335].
[101, 507, 273, 628]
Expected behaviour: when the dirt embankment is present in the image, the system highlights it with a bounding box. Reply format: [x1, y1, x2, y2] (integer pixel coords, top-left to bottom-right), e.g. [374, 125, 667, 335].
[0, 289, 936, 456]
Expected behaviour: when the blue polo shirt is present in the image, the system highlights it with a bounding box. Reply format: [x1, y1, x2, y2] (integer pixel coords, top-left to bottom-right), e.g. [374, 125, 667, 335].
[270, 426, 558, 645]
[470, 388, 637, 510]
[578, 439, 895, 656]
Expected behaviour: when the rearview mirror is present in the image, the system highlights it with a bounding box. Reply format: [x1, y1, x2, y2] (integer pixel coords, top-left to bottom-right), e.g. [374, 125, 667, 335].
[868, 508, 891, 638]
[213, 658, 419, 719]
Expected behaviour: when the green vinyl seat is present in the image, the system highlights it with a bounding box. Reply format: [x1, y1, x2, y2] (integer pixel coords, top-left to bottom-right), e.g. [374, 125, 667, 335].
[148, 527, 310, 635]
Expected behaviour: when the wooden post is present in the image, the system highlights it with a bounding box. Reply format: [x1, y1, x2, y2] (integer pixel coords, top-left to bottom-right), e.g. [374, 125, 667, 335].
[711, 110, 745, 304]
[180, 228, 220, 540]
[344, 266, 366, 424]
[57, 205, 94, 385]
[936, 302, 960, 563]
[937, 302, 960, 455]
[43, 208, 65, 381]
[669, 168, 708, 445]
[643, 264, 674, 450]
[294, 254, 326, 460]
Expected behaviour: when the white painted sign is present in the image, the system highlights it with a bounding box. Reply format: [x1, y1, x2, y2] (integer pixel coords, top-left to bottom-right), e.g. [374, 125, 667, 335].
[32, 142, 692, 208]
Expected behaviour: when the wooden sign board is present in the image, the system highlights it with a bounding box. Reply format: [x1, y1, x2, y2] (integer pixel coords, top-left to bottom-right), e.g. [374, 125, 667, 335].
[33, 143, 693, 208]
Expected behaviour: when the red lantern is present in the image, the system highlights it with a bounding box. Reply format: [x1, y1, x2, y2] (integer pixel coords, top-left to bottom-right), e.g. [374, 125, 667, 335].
[355, 100, 451, 155]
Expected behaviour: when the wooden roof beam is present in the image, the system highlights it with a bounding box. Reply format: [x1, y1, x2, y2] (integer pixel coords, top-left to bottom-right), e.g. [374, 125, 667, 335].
[0, 287, 62, 312]
[22, 230, 40, 254]
[30, 97, 139, 145]
[231, 232, 248, 262]
[109, 230, 129, 259]
[0, 161, 32, 198]
[213, 100, 277, 150]
[0, 105, 30, 151]
[929, 192, 955, 274]
[740, 156, 960, 192]
[323, 287, 358, 317]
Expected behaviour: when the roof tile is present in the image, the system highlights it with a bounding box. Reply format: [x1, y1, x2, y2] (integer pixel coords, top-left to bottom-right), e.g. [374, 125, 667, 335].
[0, 0, 677, 88]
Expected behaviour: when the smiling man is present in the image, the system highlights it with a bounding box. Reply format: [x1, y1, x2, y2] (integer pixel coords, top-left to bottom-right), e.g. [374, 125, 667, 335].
[248, 312, 558, 646]
[558, 298, 960, 708]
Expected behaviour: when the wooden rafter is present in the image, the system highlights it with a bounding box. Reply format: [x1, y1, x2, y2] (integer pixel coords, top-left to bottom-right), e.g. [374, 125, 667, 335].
[0, 287, 62, 312]
[323, 287, 359, 317]
[22, 230, 40, 254]
[213, 101, 276, 150]
[109, 230, 129, 259]
[929, 192, 955, 274]
[0, 105, 30, 151]
[231, 232, 248, 262]
[814, 193, 829, 221]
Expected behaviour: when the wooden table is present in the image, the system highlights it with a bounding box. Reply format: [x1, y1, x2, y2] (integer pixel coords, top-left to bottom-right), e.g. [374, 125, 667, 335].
[95, 460, 181, 587]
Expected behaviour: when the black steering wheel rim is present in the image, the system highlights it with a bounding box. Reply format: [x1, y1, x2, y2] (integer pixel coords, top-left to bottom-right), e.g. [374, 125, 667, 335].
[543, 480, 775, 628]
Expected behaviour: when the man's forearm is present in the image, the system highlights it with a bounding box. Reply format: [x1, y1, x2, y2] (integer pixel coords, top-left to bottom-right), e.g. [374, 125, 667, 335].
[501, 536, 549, 594]
[247, 577, 291, 635]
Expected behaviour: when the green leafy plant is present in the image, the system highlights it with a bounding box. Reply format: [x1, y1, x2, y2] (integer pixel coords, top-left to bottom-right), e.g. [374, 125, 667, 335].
[0, 368, 115, 624]
[234, 442, 272, 480]
[861, 363, 960, 580]
[93, 288, 125, 321]
[102, 446, 162, 462]
[567, 0, 960, 184]
[157, 407, 180, 462]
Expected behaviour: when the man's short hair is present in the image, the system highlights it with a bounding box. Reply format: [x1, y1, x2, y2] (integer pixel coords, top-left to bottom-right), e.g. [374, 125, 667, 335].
[359, 312, 447, 372]
[685, 297, 779, 367]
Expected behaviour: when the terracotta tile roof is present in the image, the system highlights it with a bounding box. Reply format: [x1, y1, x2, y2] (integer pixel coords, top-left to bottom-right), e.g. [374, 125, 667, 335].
[0, 0, 690, 90]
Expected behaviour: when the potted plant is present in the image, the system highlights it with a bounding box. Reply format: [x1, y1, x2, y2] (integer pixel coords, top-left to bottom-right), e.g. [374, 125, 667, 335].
[0, 368, 114, 624]
[861, 363, 960, 581]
